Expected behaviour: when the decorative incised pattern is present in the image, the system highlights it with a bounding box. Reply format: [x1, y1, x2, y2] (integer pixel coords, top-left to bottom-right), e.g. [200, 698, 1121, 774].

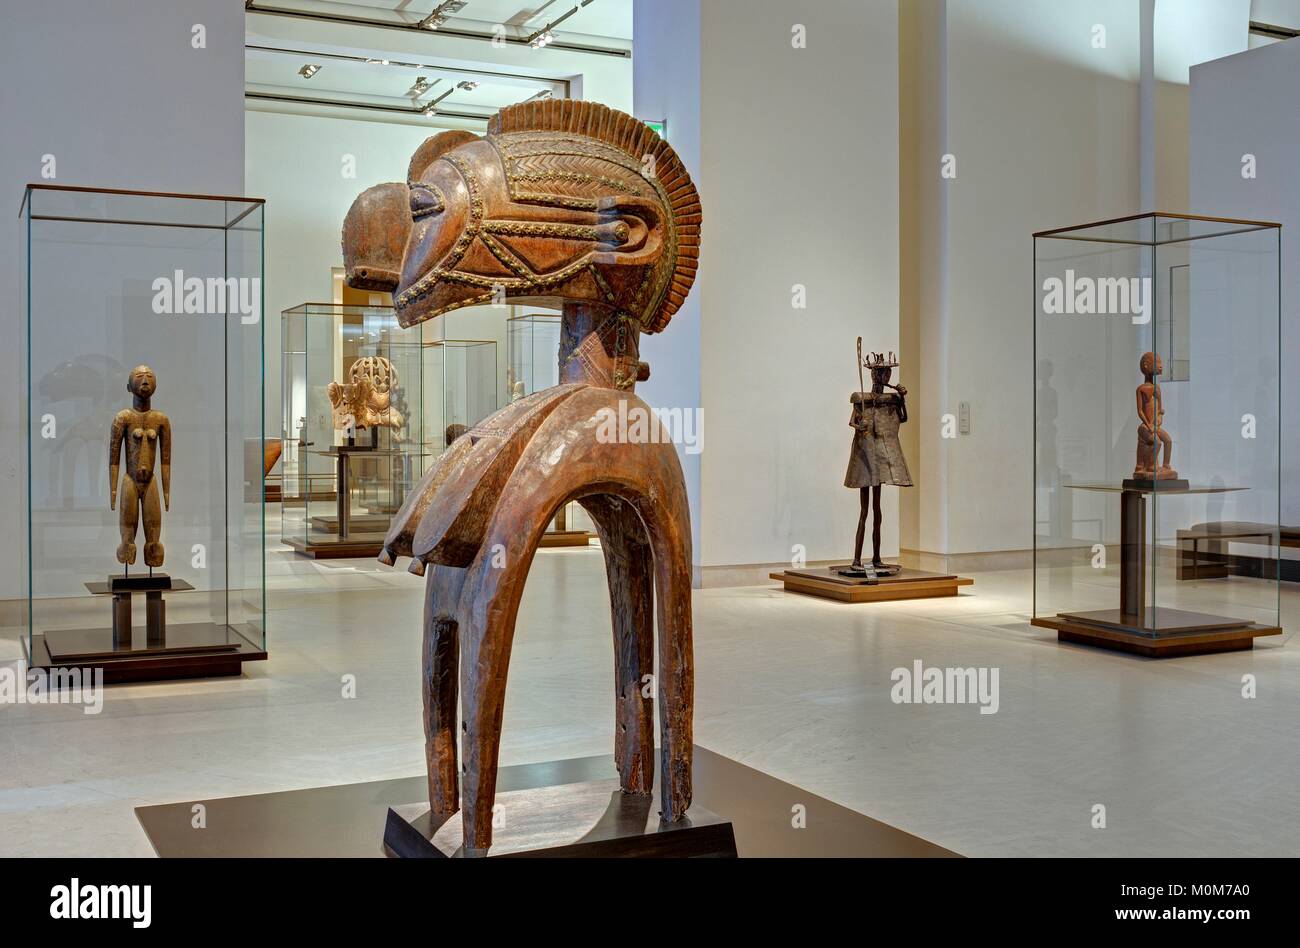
[482, 220, 605, 241]
[509, 169, 638, 195]
[510, 193, 601, 211]
[561, 310, 641, 391]
[493, 132, 679, 334]
[479, 233, 534, 279]
[588, 264, 617, 306]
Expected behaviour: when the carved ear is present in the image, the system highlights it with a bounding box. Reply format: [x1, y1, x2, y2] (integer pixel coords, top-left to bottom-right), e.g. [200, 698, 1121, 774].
[407, 130, 480, 183]
[591, 195, 664, 268]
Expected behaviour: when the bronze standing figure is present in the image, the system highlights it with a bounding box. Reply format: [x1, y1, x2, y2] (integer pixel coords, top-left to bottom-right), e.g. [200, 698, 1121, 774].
[841, 341, 911, 577]
[109, 365, 171, 568]
[345, 101, 701, 855]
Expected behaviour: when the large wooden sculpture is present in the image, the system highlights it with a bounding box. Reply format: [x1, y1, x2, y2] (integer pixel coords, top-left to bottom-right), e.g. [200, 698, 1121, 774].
[345, 101, 701, 855]
[109, 365, 171, 568]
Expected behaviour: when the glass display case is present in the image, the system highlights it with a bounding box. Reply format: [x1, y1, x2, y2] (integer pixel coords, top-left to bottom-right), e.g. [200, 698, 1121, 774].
[20, 185, 266, 681]
[281, 303, 496, 557]
[506, 313, 595, 546]
[507, 312, 562, 403]
[1032, 212, 1282, 656]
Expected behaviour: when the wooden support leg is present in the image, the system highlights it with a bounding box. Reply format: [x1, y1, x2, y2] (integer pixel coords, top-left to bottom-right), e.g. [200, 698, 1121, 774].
[645, 502, 695, 822]
[581, 495, 655, 796]
[458, 561, 526, 855]
[423, 564, 466, 818]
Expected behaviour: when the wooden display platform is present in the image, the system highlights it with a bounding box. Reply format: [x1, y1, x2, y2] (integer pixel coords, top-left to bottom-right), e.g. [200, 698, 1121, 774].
[134, 746, 957, 858]
[385, 779, 737, 858]
[26, 625, 266, 683]
[1032, 610, 1281, 658]
[771, 567, 973, 603]
[309, 513, 392, 535]
[284, 534, 387, 559]
[538, 529, 595, 548]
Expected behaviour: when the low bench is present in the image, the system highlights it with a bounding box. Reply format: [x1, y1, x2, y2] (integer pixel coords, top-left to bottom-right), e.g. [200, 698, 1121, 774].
[1176, 521, 1300, 580]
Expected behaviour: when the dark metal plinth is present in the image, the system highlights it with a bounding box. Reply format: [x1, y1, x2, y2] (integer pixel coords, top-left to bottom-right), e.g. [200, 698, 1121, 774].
[1121, 477, 1190, 492]
[84, 577, 195, 649]
[385, 779, 738, 858]
[134, 746, 958, 858]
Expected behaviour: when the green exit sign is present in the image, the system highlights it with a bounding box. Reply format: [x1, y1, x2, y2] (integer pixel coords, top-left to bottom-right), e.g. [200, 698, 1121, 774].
[643, 120, 667, 141]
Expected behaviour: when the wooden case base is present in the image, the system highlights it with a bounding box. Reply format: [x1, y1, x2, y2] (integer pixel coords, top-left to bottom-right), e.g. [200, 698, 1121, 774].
[283, 535, 386, 559]
[27, 627, 266, 683]
[772, 567, 973, 603]
[1032, 613, 1281, 657]
[537, 529, 596, 548]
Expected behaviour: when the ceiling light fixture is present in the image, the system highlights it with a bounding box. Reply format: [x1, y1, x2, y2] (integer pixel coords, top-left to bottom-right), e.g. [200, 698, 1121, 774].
[418, 0, 469, 30]
[298, 63, 321, 79]
[525, 0, 597, 49]
[407, 76, 433, 97]
[527, 27, 556, 49]
[457, 80, 479, 92]
[525, 90, 554, 103]
[421, 86, 458, 117]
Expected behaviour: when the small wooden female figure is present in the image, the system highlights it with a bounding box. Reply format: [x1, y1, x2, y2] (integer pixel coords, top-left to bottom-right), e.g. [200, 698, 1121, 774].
[841, 340, 912, 577]
[109, 365, 171, 568]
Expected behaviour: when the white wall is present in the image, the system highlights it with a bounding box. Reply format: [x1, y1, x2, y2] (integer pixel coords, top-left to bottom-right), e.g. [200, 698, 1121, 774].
[904, 0, 1144, 559]
[0, 0, 247, 601]
[637, 0, 901, 574]
[705, 0, 900, 571]
[1190, 38, 1299, 526]
[633, 0, 704, 566]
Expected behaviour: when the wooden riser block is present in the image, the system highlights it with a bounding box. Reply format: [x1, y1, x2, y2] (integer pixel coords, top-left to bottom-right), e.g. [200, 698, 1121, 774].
[538, 531, 595, 548]
[771, 571, 974, 604]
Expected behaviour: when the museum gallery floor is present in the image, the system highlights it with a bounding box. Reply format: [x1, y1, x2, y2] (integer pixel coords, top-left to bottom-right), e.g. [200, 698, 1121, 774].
[2, 547, 1299, 858]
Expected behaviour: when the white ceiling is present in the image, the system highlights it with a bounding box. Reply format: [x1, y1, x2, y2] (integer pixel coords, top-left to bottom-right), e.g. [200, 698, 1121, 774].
[251, 0, 632, 40]
[245, 0, 630, 125]
[246, 46, 562, 118]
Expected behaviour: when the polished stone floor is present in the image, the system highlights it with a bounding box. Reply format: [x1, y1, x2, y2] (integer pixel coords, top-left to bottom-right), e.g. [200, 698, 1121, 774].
[2, 544, 1299, 857]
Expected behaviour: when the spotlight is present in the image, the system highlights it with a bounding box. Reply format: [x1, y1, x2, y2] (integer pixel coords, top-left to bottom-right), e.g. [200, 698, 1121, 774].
[298, 64, 321, 79]
[527, 25, 556, 48]
[418, 0, 468, 30]
[407, 77, 433, 97]
[457, 80, 479, 92]
[525, 90, 553, 103]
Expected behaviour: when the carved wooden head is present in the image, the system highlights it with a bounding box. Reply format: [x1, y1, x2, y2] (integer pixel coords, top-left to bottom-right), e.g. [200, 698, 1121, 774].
[342, 183, 411, 293]
[127, 365, 157, 399]
[374, 101, 700, 333]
